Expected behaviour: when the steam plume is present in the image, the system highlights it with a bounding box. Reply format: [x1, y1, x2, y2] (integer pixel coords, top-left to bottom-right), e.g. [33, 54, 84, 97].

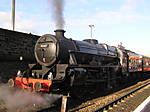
[48, 0, 65, 29]
[0, 84, 61, 112]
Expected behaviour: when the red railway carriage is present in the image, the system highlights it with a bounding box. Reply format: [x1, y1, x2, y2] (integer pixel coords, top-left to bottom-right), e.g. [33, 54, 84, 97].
[127, 51, 142, 72]
[143, 56, 150, 71]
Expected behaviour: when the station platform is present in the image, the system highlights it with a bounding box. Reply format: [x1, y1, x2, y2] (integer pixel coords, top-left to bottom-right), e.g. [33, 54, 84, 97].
[134, 96, 150, 112]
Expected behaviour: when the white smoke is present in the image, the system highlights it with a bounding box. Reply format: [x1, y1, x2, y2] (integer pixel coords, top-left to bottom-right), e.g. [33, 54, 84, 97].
[48, 0, 65, 29]
[0, 84, 62, 112]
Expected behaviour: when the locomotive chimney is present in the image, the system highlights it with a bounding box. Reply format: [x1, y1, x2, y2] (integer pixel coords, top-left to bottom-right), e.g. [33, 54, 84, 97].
[54, 29, 66, 37]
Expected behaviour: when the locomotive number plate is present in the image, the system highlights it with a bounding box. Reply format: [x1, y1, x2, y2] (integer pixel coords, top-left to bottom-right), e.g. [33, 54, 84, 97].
[41, 44, 48, 48]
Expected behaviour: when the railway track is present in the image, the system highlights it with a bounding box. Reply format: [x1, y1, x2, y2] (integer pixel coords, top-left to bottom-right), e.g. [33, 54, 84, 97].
[36, 78, 150, 112]
[0, 79, 149, 112]
[94, 82, 150, 112]
[69, 78, 150, 112]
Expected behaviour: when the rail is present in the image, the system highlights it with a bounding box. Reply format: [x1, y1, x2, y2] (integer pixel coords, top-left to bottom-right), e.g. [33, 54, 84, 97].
[94, 82, 150, 112]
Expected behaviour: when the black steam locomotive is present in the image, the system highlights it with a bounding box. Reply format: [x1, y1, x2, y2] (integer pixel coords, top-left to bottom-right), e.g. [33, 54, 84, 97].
[9, 29, 150, 96]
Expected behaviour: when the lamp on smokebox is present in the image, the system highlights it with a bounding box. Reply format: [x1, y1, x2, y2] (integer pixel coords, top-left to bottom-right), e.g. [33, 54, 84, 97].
[89, 25, 94, 38]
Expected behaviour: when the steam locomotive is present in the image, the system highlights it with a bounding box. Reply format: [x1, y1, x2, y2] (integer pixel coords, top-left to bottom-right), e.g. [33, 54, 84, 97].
[8, 29, 150, 96]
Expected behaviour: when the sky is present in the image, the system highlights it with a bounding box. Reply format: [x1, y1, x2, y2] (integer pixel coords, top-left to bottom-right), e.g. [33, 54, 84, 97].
[0, 0, 150, 55]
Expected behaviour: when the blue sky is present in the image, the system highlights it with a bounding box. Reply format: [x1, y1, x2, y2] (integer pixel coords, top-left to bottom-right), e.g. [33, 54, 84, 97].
[0, 0, 150, 55]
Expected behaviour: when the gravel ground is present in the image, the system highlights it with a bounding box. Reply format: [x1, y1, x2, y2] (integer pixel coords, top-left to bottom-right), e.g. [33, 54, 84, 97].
[108, 84, 150, 112]
[69, 79, 150, 112]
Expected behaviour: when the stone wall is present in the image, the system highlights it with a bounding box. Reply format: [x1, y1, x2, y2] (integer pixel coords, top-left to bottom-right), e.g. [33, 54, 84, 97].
[0, 61, 32, 83]
[0, 28, 39, 61]
[0, 28, 40, 82]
